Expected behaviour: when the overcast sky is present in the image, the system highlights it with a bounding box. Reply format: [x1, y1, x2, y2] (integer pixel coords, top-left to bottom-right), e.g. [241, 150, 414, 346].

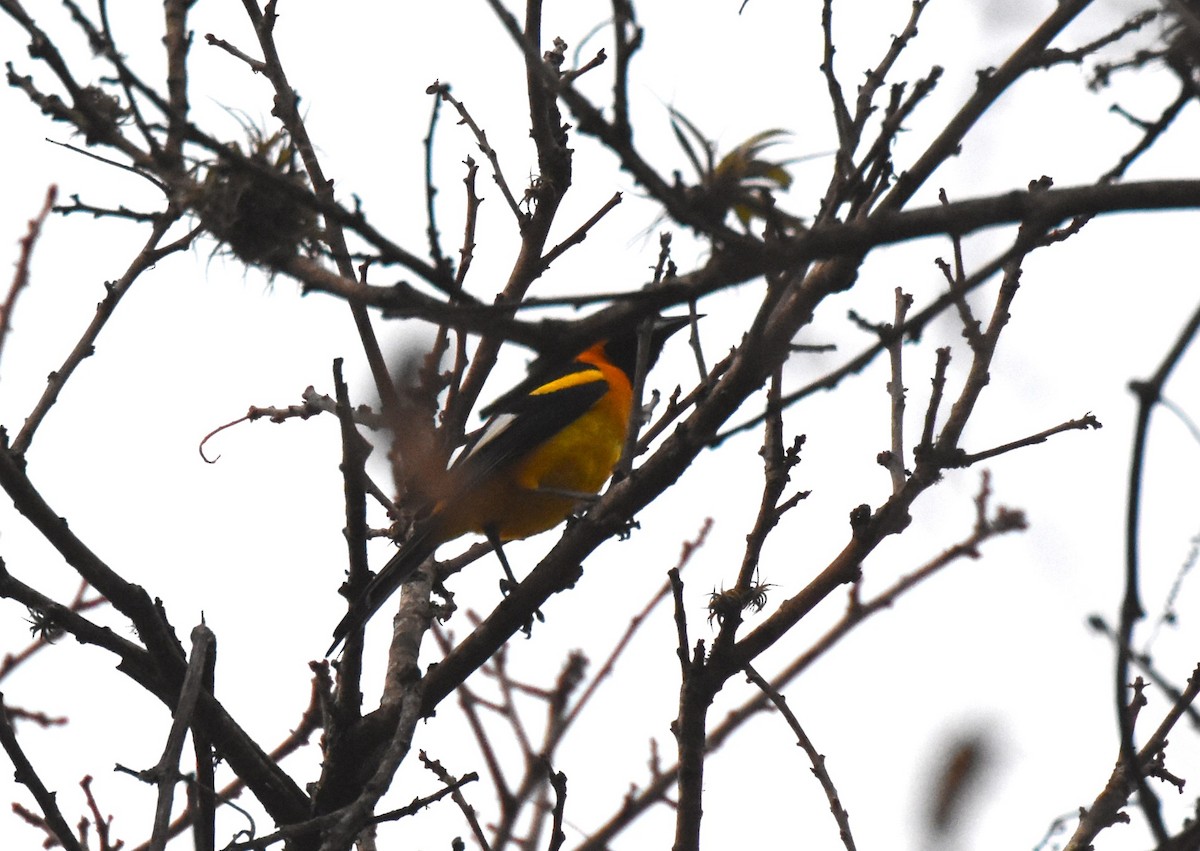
[3, 1, 1200, 849]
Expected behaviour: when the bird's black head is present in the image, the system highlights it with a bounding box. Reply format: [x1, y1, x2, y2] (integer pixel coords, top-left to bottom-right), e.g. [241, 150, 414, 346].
[601, 314, 692, 379]
[478, 315, 693, 419]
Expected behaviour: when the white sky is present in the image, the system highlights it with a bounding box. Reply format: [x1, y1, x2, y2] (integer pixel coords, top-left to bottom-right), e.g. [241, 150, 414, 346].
[2, 1, 1200, 849]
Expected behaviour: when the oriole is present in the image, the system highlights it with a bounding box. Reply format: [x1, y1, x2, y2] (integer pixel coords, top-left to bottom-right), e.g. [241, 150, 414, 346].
[328, 315, 690, 653]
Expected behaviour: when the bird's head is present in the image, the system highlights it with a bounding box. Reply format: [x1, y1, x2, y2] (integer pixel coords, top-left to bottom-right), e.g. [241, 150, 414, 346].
[598, 314, 693, 380]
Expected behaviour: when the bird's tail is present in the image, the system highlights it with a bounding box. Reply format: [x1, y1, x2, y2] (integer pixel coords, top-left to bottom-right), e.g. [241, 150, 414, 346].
[327, 525, 438, 655]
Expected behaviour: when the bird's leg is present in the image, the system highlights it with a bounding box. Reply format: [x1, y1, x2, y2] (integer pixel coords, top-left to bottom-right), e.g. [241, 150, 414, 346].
[484, 524, 544, 633]
[484, 525, 519, 592]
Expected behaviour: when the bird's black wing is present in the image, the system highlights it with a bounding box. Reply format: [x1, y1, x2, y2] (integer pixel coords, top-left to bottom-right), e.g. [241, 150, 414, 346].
[452, 361, 609, 486]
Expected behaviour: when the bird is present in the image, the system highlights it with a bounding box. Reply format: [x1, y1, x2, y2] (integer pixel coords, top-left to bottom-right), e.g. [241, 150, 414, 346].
[328, 315, 691, 654]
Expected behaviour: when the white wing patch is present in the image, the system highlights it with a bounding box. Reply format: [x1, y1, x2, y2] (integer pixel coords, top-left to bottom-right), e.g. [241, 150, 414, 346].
[459, 412, 517, 463]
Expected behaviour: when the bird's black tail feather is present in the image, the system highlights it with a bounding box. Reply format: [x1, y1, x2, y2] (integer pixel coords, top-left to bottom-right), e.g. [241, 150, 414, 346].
[326, 525, 438, 655]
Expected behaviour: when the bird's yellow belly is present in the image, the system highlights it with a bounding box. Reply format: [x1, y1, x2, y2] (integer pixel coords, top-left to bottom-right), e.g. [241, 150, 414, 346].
[438, 401, 627, 542]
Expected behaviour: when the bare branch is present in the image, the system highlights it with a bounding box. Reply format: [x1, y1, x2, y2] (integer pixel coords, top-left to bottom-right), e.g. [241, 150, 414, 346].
[428, 82, 527, 227]
[1115, 297, 1200, 845]
[0, 694, 85, 851]
[743, 664, 856, 851]
[0, 185, 56, 370]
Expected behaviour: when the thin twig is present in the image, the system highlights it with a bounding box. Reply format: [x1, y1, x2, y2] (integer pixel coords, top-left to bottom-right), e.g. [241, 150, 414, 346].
[422, 85, 451, 278]
[0, 185, 56, 369]
[884, 288, 912, 493]
[958, 412, 1102, 465]
[420, 751, 491, 851]
[539, 191, 622, 270]
[13, 213, 189, 455]
[936, 189, 983, 348]
[203, 32, 267, 73]
[429, 81, 526, 226]
[743, 664, 856, 851]
[562, 519, 710, 732]
[0, 694, 86, 851]
[331, 358, 371, 713]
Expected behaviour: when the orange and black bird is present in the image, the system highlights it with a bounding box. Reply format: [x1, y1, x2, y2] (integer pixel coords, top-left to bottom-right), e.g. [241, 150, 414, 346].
[328, 315, 690, 654]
